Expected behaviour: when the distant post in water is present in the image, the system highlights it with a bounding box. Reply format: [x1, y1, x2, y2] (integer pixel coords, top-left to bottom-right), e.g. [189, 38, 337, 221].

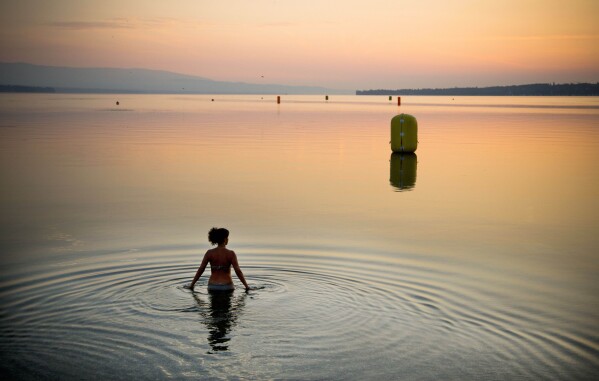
[388, 96, 392, 101]
[398, 96, 401, 106]
[277, 96, 281, 104]
[326, 95, 329, 101]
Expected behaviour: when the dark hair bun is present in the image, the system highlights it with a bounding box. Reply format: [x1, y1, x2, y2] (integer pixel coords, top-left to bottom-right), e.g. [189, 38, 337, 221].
[208, 227, 229, 245]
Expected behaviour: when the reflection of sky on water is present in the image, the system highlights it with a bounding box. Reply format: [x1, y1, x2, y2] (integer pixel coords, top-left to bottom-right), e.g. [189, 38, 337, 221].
[0, 94, 598, 379]
[1, 94, 598, 283]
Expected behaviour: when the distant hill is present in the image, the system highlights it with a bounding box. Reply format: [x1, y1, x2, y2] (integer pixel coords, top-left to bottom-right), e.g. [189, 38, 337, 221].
[0, 62, 348, 95]
[356, 83, 599, 96]
[0, 84, 55, 93]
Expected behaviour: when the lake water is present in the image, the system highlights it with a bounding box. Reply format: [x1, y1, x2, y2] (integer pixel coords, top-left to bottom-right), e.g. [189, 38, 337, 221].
[0, 94, 598, 380]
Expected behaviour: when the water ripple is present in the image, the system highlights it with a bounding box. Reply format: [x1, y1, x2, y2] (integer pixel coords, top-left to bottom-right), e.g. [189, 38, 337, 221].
[1, 244, 597, 380]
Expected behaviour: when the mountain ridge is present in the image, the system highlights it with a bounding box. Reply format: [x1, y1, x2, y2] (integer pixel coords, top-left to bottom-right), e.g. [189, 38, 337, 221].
[0, 62, 348, 95]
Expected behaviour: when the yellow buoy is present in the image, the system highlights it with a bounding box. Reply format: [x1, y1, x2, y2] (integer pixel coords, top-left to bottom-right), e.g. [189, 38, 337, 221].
[390, 113, 418, 153]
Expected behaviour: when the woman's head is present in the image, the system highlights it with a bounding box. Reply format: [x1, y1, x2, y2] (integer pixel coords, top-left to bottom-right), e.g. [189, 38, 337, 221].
[208, 227, 229, 246]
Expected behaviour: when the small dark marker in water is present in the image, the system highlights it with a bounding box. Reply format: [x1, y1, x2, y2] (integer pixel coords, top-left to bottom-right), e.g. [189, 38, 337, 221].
[211, 99, 214, 102]
[116, 101, 119, 106]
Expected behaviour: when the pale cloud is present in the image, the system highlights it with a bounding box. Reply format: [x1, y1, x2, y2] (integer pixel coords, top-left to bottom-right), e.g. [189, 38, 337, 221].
[47, 17, 197, 31]
[486, 34, 599, 41]
[257, 22, 298, 28]
[49, 20, 134, 30]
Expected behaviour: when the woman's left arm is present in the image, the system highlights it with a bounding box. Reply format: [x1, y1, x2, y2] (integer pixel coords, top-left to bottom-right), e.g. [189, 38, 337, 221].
[231, 251, 250, 291]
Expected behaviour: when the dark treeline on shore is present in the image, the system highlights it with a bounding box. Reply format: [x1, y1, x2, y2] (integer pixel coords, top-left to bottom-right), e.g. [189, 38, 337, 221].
[0, 85, 56, 93]
[356, 83, 599, 96]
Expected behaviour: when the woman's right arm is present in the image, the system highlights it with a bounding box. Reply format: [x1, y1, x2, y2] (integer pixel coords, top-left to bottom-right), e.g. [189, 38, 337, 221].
[231, 251, 249, 291]
[188, 252, 210, 290]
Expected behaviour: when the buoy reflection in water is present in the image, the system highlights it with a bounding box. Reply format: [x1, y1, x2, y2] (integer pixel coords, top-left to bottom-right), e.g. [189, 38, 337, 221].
[390, 152, 417, 191]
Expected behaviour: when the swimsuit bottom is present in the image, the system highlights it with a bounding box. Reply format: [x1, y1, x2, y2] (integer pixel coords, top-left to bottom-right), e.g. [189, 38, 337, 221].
[207, 283, 235, 292]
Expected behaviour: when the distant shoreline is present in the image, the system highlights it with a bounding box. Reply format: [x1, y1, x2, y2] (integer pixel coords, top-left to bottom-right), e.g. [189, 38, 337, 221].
[356, 83, 599, 96]
[2, 83, 599, 96]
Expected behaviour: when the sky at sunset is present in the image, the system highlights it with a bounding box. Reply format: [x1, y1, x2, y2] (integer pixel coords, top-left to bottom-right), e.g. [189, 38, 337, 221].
[0, 0, 598, 90]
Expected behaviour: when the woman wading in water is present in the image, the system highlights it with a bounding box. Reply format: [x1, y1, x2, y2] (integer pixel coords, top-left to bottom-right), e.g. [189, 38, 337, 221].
[185, 228, 250, 292]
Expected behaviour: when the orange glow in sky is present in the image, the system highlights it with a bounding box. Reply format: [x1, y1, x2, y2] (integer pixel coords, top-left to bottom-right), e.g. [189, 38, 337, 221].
[0, 0, 597, 90]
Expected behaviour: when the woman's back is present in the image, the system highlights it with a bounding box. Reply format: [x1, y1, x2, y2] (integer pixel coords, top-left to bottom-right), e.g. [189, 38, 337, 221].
[208, 247, 233, 267]
[207, 247, 234, 284]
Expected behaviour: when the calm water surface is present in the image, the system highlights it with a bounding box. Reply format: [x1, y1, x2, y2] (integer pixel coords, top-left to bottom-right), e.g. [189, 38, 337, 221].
[1, 94, 598, 380]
